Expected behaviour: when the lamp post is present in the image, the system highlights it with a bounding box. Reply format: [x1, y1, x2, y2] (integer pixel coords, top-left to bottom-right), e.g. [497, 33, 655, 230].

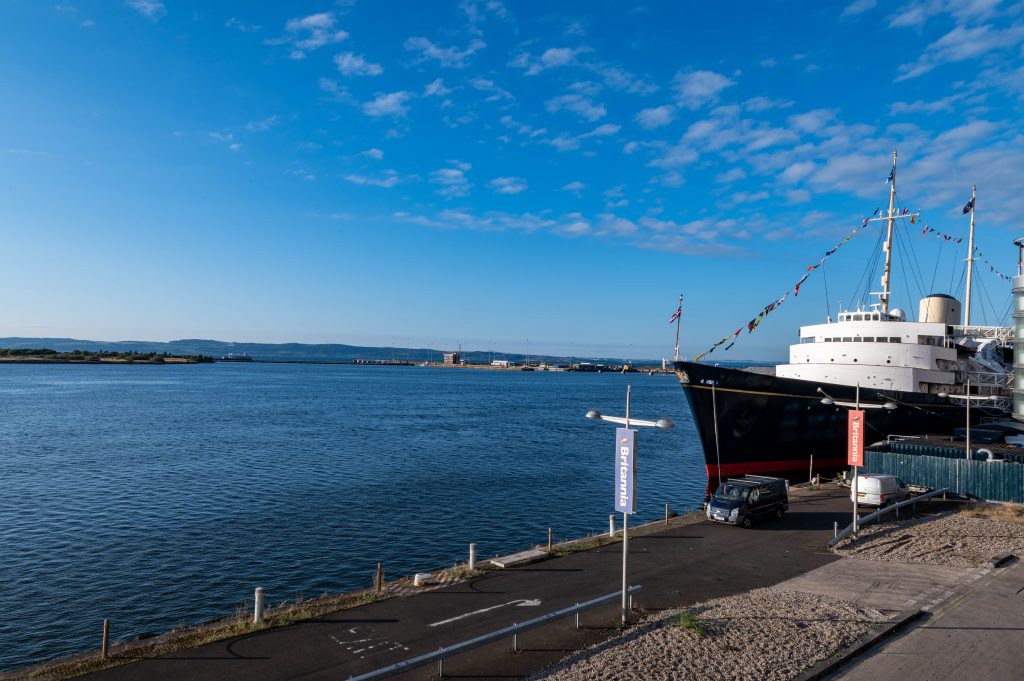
[818, 385, 896, 537]
[586, 385, 673, 627]
[939, 378, 997, 461]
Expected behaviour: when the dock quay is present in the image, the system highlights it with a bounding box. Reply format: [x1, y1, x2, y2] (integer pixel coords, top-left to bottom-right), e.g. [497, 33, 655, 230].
[23, 485, 1021, 681]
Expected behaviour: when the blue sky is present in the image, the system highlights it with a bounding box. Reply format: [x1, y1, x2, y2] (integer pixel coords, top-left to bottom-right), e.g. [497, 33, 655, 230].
[2, 0, 1024, 360]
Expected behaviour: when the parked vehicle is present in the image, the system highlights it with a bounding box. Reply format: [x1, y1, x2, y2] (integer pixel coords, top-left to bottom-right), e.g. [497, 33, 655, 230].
[706, 475, 789, 528]
[852, 474, 910, 507]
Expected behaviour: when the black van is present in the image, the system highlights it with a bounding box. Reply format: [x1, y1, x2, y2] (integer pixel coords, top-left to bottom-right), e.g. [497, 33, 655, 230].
[706, 475, 789, 528]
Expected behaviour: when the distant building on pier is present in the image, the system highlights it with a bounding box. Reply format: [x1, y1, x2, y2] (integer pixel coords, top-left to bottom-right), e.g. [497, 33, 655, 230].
[443, 352, 460, 365]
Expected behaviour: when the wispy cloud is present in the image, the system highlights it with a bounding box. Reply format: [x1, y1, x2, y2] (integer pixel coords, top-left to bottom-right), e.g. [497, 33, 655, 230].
[404, 37, 485, 68]
[509, 46, 592, 75]
[335, 52, 383, 76]
[634, 105, 676, 129]
[561, 181, 585, 196]
[674, 70, 736, 109]
[344, 170, 400, 188]
[362, 148, 384, 160]
[126, 0, 164, 20]
[424, 78, 453, 97]
[362, 91, 411, 117]
[470, 78, 514, 103]
[895, 23, 1024, 80]
[225, 17, 261, 32]
[841, 0, 877, 18]
[208, 132, 242, 151]
[430, 161, 472, 197]
[545, 92, 606, 121]
[245, 115, 279, 132]
[488, 176, 528, 194]
[269, 13, 349, 60]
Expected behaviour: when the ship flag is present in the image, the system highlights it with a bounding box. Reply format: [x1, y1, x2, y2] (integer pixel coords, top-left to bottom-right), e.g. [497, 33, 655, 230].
[962, 197, 974, 214]
[668, 305, 682, 324]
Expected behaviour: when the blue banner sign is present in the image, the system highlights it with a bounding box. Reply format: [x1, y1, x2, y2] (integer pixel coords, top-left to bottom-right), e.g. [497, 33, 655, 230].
[614, 427, 637, 514]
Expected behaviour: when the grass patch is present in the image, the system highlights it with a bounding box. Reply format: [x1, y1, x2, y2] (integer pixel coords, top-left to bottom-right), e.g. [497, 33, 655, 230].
[668, 610, 707, 637]
[553, 537, 610, 556]
[960, 502, 1024, 523]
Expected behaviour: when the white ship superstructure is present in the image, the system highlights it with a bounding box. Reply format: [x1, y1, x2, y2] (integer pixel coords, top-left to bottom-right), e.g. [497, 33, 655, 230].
[776, 297, 1011, 401]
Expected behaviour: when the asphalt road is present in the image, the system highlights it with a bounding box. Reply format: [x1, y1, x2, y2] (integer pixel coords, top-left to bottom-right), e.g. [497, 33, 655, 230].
[79, 488, 910, 681]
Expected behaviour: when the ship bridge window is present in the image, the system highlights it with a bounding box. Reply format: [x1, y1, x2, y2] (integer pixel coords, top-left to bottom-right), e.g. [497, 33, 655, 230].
[890, 337, 901, 343]
[853, 314, 864, 321]
[863, 337, 874, 342]
[877, 337, 888, 343]
[843, 337, 853, 342]
[800, 337, 814, 343]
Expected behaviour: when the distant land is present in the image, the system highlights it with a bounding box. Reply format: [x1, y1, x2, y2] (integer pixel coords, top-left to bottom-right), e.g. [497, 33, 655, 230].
[0, 337, 773, 367]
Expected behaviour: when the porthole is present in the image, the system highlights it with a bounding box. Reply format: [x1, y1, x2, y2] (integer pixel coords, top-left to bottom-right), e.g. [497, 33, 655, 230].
[853, 359, 858, 362]
[886, 360, 891, 364]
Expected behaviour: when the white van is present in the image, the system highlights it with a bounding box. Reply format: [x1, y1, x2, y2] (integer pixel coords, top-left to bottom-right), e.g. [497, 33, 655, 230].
[853, 474, 910, 507]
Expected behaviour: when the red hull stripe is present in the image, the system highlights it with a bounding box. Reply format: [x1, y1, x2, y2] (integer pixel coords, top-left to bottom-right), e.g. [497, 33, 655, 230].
[706, 457, 847, 477]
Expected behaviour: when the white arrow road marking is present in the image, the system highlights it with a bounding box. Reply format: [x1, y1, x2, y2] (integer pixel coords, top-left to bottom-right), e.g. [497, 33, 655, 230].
[428, 599, 542, 627]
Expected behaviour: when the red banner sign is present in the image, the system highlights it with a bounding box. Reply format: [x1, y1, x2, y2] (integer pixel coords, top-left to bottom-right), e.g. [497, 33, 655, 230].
[847, 410, 864, 466]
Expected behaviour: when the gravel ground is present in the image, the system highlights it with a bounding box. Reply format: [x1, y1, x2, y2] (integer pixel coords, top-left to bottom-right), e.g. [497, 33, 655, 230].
[530, 589, 889, 681]
[833, 510, 1024, 567]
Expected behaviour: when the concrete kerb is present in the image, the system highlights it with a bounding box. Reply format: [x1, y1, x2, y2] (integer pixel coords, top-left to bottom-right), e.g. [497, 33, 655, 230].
[792, 609, 925, 681]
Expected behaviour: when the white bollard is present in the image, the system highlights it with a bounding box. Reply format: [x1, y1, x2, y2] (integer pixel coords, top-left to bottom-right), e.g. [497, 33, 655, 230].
[469, 543, 477, 571]
[414, 573, 432, 587]
[253, 587, 265, 624]
[609, 514, 615, 537]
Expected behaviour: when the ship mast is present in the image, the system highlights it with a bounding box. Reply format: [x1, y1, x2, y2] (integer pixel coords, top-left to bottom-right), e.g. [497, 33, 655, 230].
[965, 185, 977, 326]
[880, 149, 897, 315]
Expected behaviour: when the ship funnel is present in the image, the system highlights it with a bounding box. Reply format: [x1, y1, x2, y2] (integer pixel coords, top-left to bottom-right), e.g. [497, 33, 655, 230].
[918, 294, 961, 325]
[1013, 239, 1024, 422]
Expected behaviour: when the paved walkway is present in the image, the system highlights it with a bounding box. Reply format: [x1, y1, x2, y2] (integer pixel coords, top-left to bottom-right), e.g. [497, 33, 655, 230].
[78, 487, 855, 681]
[829, 558, 1024, 681]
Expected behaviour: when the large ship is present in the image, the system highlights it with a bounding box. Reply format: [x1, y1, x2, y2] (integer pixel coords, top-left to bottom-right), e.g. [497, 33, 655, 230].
[674, 151, 1014, 483]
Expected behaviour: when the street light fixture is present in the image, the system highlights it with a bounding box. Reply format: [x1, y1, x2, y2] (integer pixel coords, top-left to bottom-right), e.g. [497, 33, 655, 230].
[585, 385, 673, 628]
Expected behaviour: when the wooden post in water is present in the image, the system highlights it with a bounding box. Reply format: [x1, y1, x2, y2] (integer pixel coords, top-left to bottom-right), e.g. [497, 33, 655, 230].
[101, 619, 109, 659]
[375, 562, 383, 594]
[547, 527, 553, 554]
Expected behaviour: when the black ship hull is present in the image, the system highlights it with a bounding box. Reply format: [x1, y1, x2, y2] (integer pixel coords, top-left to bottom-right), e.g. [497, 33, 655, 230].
[673, 361, 999, 482]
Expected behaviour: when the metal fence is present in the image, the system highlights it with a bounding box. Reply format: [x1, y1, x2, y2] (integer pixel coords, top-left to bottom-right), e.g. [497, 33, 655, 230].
[827, 487, 950, 547]
[865, 449, 1024, 502]
[347, 585, 642, 680]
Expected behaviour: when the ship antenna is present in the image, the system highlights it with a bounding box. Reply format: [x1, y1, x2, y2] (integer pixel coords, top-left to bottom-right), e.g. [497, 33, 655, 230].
[673, 292, 683, 362]
[880, 149, 897, 315]
[965, 184, 977, 326]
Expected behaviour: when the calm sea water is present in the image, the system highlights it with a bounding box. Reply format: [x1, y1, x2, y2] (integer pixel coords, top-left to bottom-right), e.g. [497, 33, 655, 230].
[0, 363, 705, 671]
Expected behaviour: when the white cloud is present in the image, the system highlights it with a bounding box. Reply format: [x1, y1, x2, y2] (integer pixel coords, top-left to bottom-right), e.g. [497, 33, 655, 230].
[760, 57, 778, 68]
[580, 123, 620, 138]
[647, 142, 698, 169]
[896, 24, 1024, 81]
[597, 213, 638, 236]
[590, 64, 659, 94]
[334, 52, 383, 76]
[362, 91, 411, 117]
[744, 96, 793, 112]
[126, 0, 164, 20]
[779, 160, 817, 183]
[225, 17, 260, 32]
[424, 78, 453, 97]
[674, 70, 735, 109]
[344, 170, 400, 188]
[634, 105, 676, 129]
[788, 109, 836, 133]
[245, 115, 279, 132]
[562, 181, 585, 196]
[889, 93, 965, 114]
[545, 93, 606, 121]
[270, 12, 349, 60]
[430, 162, 472, 197]
[841, 0, 877, 17]
[511, 46, 591, 75]
[545, 134, 581, 152]
[488, 176, 528, 194]
[470, 78, 514, 103]
[715, 167, 746, 183]
[362, 148, 384, 160]
[888, 0, 1004, 30]
[404, 37, 485, 68]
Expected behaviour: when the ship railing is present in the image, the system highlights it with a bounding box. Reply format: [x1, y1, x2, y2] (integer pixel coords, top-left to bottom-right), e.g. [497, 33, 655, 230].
[346, 586, 642, 681]
[954, 325, 1013, 343]
[828, 488, 950, 547]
